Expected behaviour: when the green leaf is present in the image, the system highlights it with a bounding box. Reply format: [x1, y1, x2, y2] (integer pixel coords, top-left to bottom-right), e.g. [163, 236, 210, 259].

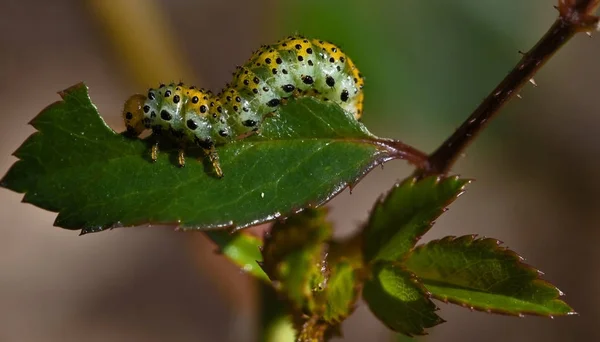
[363, 176, 470, 263]
[296, 261, 360, 342]
[261, 208, 332, 312]
[317, 261, 359, 324]
[405, 235, 575, 317]
[261, 209, 361, 341]
[206, 231, 268, 282]
[363, 262, 444, 336]
[0, 83, 425, 234]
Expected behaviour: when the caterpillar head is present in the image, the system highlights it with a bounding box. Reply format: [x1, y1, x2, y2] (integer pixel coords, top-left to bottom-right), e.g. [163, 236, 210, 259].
[122, 94, 147, 136]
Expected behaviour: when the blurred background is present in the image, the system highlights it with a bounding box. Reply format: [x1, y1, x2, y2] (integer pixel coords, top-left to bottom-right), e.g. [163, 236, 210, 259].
[1, 0, 599, 341]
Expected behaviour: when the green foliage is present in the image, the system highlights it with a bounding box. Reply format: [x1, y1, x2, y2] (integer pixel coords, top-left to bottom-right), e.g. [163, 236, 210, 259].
[261, 208, 332, 313]
[0, 83, 410, 234]
[317, 262, 357, 323]
[261, 209, 361, 341]
[358, 176, 466, 336]
[363, 176, 470, 263]
[356, 176, 574, 336]
[405, 235, 575, 316]
[257, 176, 573, 339]
[363, 262, 444, 336]
[0, 82, 576, 341]
[206, 231, 268, 281]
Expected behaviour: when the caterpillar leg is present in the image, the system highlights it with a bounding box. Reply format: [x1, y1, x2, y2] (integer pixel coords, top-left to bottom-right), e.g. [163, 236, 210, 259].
[178, 149, 186, 167]
[204, 148, 224, 178]
[151, 142, 159, 163]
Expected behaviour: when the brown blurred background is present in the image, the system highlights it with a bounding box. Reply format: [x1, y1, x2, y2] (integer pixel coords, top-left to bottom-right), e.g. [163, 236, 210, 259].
[1, 1, 599, 341]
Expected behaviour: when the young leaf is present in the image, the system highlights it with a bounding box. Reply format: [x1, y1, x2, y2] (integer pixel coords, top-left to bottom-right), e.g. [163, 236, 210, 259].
[363, 176, 470, 263]
[261, 209, 362, 341]
[261, 208, 332, 313]
[0, 83, 426, 234]
[317, 261, 359, 324]
[404, 235, 575, 317]
[363, 262, 444, 336]
[206, 231, 268, 281]
[296, 262, 360, 342]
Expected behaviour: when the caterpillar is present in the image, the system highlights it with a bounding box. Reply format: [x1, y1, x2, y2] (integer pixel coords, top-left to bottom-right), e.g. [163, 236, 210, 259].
[122, 35, 365, 178]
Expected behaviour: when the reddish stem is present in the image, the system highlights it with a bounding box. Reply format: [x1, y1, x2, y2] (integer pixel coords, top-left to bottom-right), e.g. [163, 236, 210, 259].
[417, 1, 599, 177]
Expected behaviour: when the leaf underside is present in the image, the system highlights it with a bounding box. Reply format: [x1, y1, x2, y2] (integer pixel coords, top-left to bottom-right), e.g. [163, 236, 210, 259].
[1, 83, 415, 234]
[206, 231, 268, 281]
[405, 235, 575, 317]
[363, 262, 444, 336]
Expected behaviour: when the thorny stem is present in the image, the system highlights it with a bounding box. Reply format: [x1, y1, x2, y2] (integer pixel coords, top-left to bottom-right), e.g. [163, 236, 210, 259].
[416, 0, 600, 178]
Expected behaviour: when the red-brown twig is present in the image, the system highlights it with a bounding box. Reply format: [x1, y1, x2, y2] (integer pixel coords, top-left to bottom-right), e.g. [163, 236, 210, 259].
[416, 0, 600, 177]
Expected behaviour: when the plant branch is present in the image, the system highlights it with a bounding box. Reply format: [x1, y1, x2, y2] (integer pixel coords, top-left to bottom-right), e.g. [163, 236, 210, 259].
[416, 0, 600, 177]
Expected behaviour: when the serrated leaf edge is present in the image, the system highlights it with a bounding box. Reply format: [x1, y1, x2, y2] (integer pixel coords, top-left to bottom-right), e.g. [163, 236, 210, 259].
[411, 234, 577, 317]
[363, 175, 472, 263]
[2, 82, 430, 235]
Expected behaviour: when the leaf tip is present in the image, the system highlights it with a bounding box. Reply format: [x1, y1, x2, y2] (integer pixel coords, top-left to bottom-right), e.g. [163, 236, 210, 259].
[58, 82, 88, 99]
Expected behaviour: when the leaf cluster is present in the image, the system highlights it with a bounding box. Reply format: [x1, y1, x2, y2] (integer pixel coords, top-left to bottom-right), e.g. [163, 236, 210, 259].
[0, 84, 574, 341]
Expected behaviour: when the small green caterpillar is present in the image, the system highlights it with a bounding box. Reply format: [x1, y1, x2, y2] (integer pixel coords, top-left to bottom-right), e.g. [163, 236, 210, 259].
[122, 35, 365, 177]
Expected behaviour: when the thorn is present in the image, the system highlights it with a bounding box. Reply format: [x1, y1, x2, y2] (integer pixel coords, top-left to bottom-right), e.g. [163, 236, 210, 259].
[529, 78, 537, 87]
[586, 31, 593, 37]
[517, 93, 522, 99]
[518, 50, 525, 55]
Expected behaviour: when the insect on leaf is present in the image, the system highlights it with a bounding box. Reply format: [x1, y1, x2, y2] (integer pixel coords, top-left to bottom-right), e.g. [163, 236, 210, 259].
[0, 83, 424, 233]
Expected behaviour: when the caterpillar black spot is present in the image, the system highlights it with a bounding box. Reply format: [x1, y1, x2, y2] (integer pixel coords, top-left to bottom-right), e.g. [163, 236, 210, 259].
[122, 35, 365, 178]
